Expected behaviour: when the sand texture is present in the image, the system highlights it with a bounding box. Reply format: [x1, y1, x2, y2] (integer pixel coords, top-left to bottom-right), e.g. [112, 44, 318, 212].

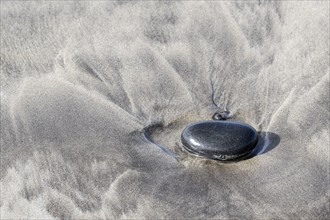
[1, 1, 329, 219]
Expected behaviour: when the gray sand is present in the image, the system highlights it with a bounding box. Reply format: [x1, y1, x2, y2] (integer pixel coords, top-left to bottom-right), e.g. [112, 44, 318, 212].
[1, 1, 329, 219]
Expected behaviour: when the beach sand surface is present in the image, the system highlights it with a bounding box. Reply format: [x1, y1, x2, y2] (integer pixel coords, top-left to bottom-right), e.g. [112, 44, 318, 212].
[1, 1, 329, 219]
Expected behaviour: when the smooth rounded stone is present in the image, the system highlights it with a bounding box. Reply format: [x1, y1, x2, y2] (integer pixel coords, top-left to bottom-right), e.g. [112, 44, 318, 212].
[181, 120, 258, 161]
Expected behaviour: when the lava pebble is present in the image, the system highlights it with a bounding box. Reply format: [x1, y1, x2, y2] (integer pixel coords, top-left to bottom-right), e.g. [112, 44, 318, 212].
[181, 120, 258, 161]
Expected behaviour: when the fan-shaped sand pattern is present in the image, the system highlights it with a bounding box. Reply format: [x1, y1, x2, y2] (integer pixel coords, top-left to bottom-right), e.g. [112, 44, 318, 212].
[1, 1, 329, 219]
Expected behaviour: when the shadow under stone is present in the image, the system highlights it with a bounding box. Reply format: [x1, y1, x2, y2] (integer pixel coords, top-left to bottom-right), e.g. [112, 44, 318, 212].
[243, 131, 281, 160]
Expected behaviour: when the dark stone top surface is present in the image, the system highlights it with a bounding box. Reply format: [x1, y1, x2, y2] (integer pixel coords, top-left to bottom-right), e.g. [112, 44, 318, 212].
[181, 120, 258, 160]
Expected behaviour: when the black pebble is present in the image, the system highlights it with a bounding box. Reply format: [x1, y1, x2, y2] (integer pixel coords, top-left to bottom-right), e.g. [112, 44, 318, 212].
[212, 111, 231, 120]
[181, 121, 258, 161]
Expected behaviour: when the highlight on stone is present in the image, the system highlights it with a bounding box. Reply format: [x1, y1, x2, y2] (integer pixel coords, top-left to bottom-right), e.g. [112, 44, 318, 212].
[181, 121, 258, 161]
